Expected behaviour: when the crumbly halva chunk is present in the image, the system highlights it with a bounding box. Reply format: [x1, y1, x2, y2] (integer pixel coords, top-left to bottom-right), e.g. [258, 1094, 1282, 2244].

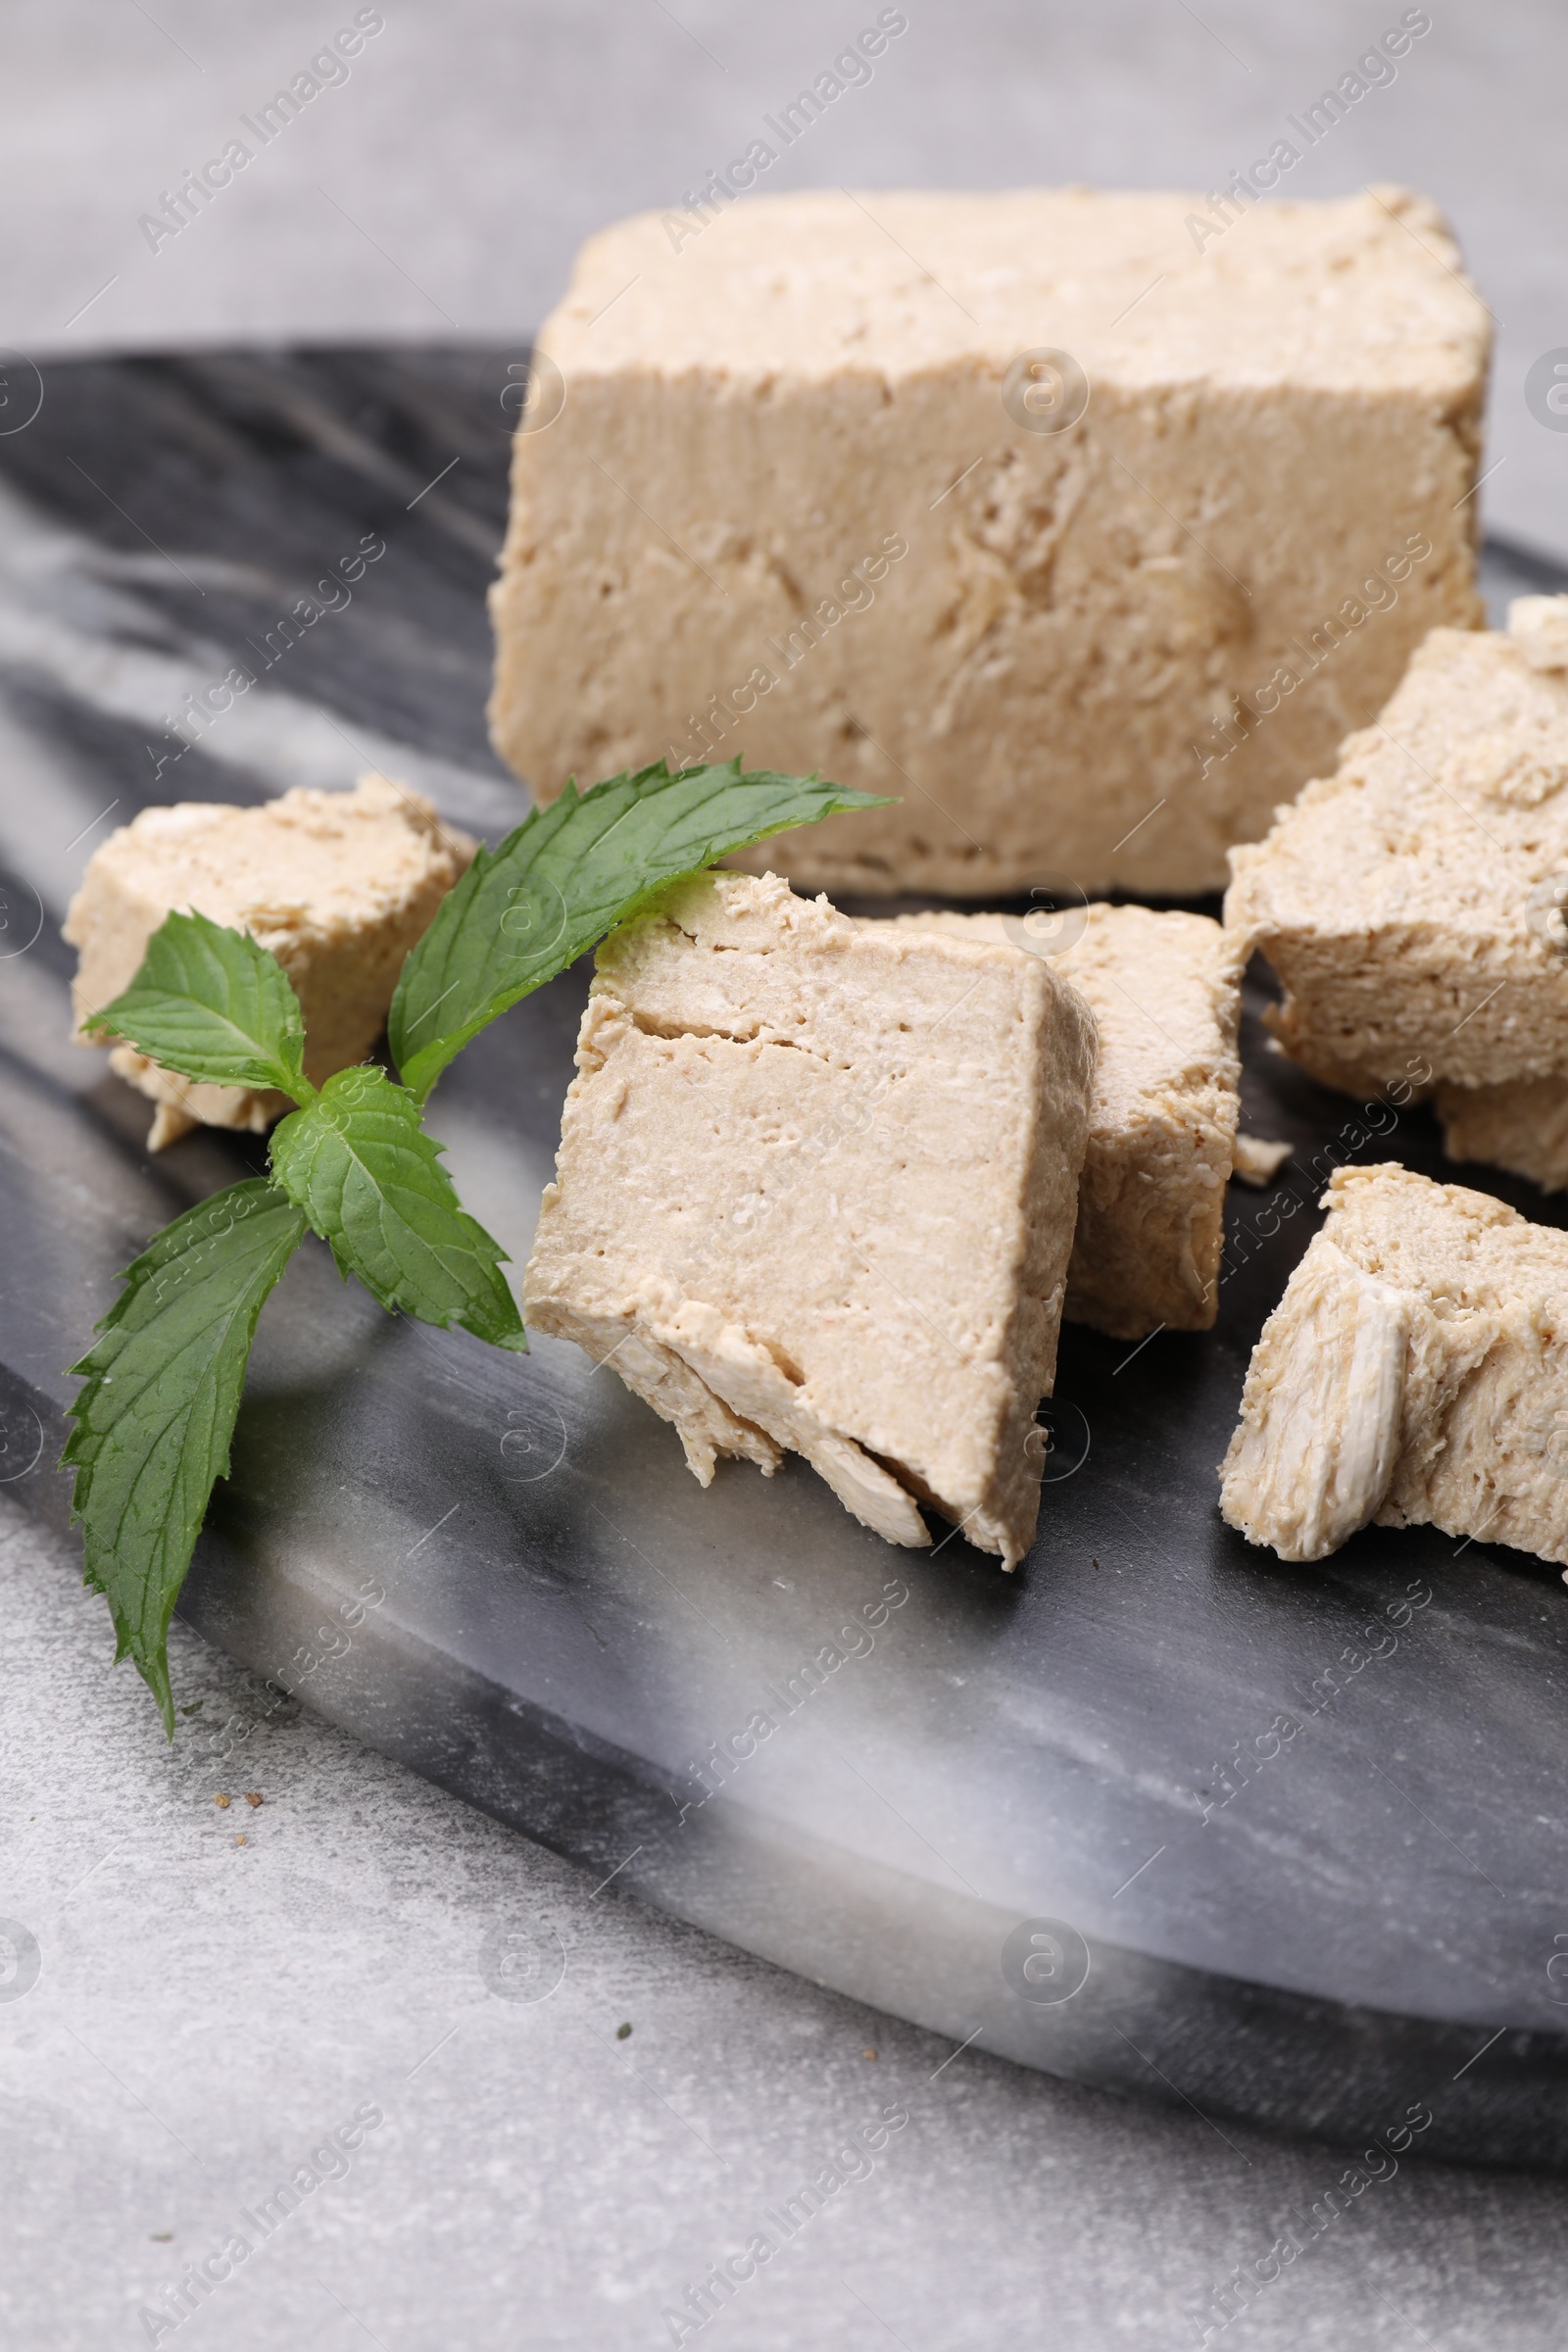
[523, 871, 1097, 1564]
[1420, 602, 1568, 1192]
[1435, 1073, 1568, 1193]
[1226, 604, 1568, 1101]
[865, 904, 1245, 1338]
[1220, 1163, 1568, 1567]
[1231, 1134, 1293, 1187]
[492, 185, 1487, 899]
[65, 776, 472, 1149]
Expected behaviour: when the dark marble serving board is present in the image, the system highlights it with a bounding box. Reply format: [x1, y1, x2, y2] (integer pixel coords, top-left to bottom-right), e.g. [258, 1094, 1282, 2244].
[4, 347, 1568, 2167]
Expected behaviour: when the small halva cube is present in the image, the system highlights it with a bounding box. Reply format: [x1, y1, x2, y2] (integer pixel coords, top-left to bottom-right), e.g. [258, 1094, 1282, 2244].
[523, 872, 1097, 1564]
[1435, 1073, 1568, 1193]
[1226, 604, 1568, 1108]
[1220, 1164, 1568, 1567]
[65, 776, 472, 1149]
[866, 904, 1247, 1339]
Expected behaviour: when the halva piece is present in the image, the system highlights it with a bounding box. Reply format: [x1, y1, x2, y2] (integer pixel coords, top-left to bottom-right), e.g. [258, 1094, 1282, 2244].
[1226, 604, 1568, 1106]
[492, 185, 1487, 899]
[1220, 1163, 1568, 1567]
[1231, 1134, 1293, 1187]
[523, 871, 1097, 1564]
[1425, 598, 1568, 1191]
[65, 776, 472, 1149]
[1435, 1073, 1568, 1193]
[866, 905, 1246, 1338]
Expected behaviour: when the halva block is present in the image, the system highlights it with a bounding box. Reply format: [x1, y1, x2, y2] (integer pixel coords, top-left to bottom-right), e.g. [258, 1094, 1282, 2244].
[523, 871, 1097, 1564]
[1227, 605, 1568, 1102]
[65, 775, 472, 1149]
[867, 904, 1246, 1338]
[492, 185, 1487, 898]
[1220, 1164, 1568, 1567]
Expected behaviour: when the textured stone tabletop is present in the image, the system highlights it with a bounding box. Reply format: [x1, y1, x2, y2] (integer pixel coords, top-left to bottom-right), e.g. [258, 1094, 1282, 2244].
[5, 5, 1568, 2347]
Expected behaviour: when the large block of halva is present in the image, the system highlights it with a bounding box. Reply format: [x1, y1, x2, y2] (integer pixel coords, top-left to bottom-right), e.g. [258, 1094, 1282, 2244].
[523, 872, 1096, 1565]
[867, 904, 1246, 1338]
[65, 776, 472, 1149]
[1220, 1164, 1568, 1567]
[491, 186, 1487, 898]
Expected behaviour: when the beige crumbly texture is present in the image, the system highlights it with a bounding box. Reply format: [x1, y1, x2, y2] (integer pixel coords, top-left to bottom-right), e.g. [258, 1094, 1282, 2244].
[1232, 1134, 1293, 1186]
[491, 185, 1487, 899]
[1418, 596, 1568, 1193]
[1220, 1163, 1568, 1566]
[523, 870, 1097, 1564]
[64, 776, 472, 1149]
[1436, 1073, 1568, 1193]
[1510, 595, 1568, 673]
[865, 904, 1244, 1338]
[1227, 602, 1568, 1099]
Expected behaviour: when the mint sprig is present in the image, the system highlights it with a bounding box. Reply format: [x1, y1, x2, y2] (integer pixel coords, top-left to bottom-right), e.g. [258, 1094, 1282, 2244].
[85, 908, 311, 1101]
[63, 1181, 308, 1734]
[271, 1066, 525, 1349]
[390, 758, 890, 1101]
[66, 760, 887, 1727]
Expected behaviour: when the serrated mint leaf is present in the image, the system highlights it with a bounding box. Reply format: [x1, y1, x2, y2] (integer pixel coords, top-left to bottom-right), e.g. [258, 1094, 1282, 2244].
[388, 759, 891, 1102]
[84, 908, 311, 1101]
[270, 1064, 525, 1351]
[62, 1180, 308, 1734]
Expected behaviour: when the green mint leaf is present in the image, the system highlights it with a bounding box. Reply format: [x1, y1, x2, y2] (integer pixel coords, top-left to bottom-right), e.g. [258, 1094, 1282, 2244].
[388, 759, 892, 1101]
[62, 1180, 308, 1735]
[84, 908, 311, 1102]
[270, 1064, 525, 1351]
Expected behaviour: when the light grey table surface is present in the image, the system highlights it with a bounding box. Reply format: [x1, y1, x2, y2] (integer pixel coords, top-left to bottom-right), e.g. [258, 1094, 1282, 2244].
[5, 6, 1568, 2347]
